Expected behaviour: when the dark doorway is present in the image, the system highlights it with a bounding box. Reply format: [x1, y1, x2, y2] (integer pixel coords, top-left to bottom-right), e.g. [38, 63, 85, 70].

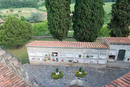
[117, 50, 126, 61]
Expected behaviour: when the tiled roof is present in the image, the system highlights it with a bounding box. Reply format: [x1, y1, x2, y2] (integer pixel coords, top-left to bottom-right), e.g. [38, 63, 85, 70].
[0, 62, 30, 87]
[104, 72, 130, 87]
[26, 41, 108, 49]
[104, 37, 130, 44]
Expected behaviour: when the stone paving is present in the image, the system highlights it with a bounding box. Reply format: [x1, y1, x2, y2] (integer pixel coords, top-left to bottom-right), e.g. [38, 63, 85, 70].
[22, 65, 130, 87]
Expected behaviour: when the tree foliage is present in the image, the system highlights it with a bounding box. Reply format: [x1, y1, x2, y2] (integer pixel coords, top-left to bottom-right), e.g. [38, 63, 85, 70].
[0, 0, 38, 8]
[33, 20, 50, 36]
[9, 8, 14, 13]
[28, 12, 46, 23]
[108, 0, 130, 37]
[20, 16, 27, 21]
[98, 26, 110, 37]
[45, 0, 71, 41]
[0, 16, 33, 47]
[73, 0, 104, 42]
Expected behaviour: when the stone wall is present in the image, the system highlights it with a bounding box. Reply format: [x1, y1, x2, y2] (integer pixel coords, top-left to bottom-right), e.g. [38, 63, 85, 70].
[107, 61, 130, 68]
[0, 47, 38, 87]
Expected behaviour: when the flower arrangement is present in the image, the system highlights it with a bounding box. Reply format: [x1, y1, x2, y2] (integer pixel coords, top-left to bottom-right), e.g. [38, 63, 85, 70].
[75, 67, 87, 77]
[51, 68, 64, 79]
[78, 54, 81, 58]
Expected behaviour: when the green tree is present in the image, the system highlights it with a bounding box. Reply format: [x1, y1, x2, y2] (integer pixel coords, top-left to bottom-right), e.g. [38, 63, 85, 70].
[20, 16, 27, 21]
[45, 0, 71, 41]
[98, 26, 110, 37]
[73, 0, 104, 42]
[9, 8, 14, 13]
[0, 15, 33, 47]
[108, 0, 130, 37]
[33, 20, 50, 36]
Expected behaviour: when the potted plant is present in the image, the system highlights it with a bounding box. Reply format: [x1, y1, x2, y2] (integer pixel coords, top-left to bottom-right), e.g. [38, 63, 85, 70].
[79, 67, 82, 74]
[56, 67, 59, 75]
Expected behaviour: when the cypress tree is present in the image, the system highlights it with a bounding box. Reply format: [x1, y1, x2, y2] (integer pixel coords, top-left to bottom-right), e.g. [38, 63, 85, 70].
[73, 0, 104, 42]
[108, 0, 130, 37]
[45, 0, 71, 41]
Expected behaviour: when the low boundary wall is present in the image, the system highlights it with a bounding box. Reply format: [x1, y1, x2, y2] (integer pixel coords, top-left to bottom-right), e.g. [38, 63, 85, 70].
[107, 61, 130, 68]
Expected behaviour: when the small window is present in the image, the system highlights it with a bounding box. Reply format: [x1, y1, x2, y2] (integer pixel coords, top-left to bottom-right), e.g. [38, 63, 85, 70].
[52, 52, 58, 62]
[30, 57, 36, 61]
[109, 55, 115, 60]
[83, 53, 90, 58]
[52, 52, 58, 57]
[36, 51, 43, 56]
[44, 52, 50, 57]
[67, 53, 73, 62]
[29, 51, 35, 56]
[44, 52, 51, 61]
[59, 52, 65, 57]
[37, 56, 44, 61]
[75, 53, 82, 58]
[59, 57, 66, 62]
[99, 53, 107, 59]
[91, 53, 98, 59]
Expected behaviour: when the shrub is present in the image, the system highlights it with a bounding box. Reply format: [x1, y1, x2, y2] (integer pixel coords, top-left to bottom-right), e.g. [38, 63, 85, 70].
[98, 26, 110, 37]
[0, 15, 2, 18]
[18, 10, 22, 13]
[79, 67, 82, 72]
[51, 71, 64, 79]
[32, 21, 51, 36]
[75, 68, 87, 77]
[13, 14, 19, 17]
[9, 8, 14, 13]
[20, 16, 27, 21]
[56, 67, 59, 72]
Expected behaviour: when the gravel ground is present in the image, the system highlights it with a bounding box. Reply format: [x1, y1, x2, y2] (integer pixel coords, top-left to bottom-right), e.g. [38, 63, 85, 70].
[22, 64, 130, 87]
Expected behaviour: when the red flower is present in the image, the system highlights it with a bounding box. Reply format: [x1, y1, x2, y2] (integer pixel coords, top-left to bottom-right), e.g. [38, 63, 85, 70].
[52, 59, 55, 61]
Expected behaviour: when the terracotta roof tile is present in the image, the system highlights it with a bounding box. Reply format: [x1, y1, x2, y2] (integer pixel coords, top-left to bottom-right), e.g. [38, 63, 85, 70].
[103, 72, 130, 87]
[104, 37, 130, 44]
[26, 41, 108, 49]
[0, 62, 30, 87]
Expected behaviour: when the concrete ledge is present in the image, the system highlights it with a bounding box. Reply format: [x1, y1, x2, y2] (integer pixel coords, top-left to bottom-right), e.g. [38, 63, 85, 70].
[30, 61, 106, 68]
[107, 61, 130, 68]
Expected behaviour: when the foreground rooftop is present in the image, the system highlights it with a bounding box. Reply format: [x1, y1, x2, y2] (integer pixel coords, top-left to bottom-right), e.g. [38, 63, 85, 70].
[104, 72, 130, 87]
[0, 62, 30, 87]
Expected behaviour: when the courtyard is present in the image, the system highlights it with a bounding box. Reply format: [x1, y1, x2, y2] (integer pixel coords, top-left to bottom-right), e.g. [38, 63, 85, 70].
[22, 65, 130, 87]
